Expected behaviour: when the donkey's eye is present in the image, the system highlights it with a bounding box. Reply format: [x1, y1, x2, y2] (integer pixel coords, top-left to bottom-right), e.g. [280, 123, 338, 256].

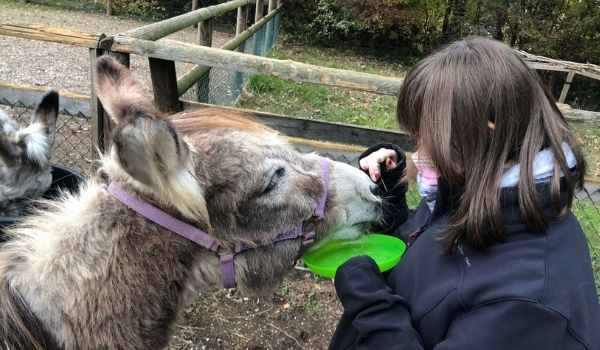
[264, 167, 285, 194]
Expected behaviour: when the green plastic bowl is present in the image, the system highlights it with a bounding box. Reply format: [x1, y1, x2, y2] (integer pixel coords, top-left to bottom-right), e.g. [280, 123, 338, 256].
[302, 234, 406, 278]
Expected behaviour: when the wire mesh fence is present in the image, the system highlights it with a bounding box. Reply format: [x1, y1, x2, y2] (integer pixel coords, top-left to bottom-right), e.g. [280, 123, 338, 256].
[0, 99, 94, 175]
[181, 12, 282, 107]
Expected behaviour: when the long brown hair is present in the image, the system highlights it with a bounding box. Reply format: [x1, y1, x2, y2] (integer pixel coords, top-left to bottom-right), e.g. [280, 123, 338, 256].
[396, 36, 586, 253]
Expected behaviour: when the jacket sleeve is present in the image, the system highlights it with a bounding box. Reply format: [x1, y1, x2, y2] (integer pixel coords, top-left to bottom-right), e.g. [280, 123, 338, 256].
[333, 256, 575, 350]
[359, 143, 410, 234]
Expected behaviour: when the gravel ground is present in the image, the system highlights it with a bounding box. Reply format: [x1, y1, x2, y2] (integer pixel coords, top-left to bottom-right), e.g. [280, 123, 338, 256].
[0, 3, 235, 96]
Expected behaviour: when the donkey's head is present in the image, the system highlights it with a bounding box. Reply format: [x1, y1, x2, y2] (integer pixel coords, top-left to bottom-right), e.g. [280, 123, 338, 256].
[0, 92, 58, 217]
[95, 56, 381, 294]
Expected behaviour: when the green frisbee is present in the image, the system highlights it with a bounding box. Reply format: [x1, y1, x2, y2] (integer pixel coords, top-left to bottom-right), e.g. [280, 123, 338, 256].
[302, 234, 406, 278]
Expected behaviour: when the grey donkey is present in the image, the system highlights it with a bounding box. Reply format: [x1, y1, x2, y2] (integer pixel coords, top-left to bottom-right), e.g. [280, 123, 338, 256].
[0, 91, 59, 217]
[0, 56, 382, 349]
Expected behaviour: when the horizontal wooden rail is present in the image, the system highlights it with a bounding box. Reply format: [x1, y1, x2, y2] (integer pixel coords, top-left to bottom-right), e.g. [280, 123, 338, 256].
[180, 100, 414, 149]
[0, 23, 103, 48]
[126, 0, 252, 41]
[0, 82, 91, 117]
[109, 35, 403, 96]
[177, 4, 283, 96]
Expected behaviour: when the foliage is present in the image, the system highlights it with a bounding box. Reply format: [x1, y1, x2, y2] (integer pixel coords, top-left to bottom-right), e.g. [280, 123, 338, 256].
[283, 0, 600, 110]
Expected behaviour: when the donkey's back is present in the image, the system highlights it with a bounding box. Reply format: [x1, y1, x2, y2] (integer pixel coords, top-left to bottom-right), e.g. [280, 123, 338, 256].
[0, 180, 203, 349]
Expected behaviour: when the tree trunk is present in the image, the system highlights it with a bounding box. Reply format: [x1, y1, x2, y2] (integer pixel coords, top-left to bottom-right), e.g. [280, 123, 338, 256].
[441, 0, 454, 42]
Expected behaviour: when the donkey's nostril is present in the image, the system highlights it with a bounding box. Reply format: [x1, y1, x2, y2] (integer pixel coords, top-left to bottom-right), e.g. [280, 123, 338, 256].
[370, 185, 380, 196]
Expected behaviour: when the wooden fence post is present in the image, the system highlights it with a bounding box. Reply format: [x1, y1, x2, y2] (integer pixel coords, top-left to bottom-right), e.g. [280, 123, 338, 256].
[106, 0, 113, 16]
[149, 58, 180, 113]
[236, 5, 249, 35]
[264, 0, 276, 52]
[255, 0, 265, 23]
[196, 19, 213, 103]
[559, 71, 575, 103]
[191, 0, 199, 28]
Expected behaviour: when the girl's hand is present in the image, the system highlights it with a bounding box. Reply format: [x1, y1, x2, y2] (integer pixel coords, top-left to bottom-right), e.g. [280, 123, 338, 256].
[359, 148, 398, 182]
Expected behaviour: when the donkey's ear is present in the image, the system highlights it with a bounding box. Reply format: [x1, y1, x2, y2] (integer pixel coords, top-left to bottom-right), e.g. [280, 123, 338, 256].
[114, 117, 209, 223]
[31, 91, 59, 135]
[113, 118, 181, 187]
[95, 55, 152, 124]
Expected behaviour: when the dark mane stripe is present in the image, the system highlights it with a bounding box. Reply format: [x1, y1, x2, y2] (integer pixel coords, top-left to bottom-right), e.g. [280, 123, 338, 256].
[0, 277, 58, 350]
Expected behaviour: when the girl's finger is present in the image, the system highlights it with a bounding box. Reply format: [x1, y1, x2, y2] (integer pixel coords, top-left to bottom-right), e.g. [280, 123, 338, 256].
[359, 158, 368, 170]
[385, 157, 397, 170]
[368, 162, 381, 182]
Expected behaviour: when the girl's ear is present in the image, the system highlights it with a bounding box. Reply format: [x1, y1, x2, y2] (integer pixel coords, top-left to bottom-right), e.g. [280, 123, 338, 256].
[31, 91, 59, 135]
[95, 55, 153, 124]
[487, 121, 496, 131]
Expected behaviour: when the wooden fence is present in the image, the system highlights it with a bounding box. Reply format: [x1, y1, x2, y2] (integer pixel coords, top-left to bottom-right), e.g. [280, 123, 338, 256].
[1, 0, 599, 158]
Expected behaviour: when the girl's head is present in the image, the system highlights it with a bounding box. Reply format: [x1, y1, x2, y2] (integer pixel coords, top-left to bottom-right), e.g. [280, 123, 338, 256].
[397, 36, 586, 252]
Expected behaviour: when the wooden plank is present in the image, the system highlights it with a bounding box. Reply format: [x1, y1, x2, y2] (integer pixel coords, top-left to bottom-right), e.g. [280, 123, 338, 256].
[126, 0, 251, 40]
[195, 19, 212, 103]
[265, 0, 276, 51]
[110, 35, 403, 96]
[255, 0, 265, 23]
[558, 71, 575, 103]
[197, 18, 212, 46]
[107, 0, 113, 15]
[0, 81, 90, 117]
[528, 63, 571, 73]
[191, 0, 199, 28]
[562, 108, 600, 127]
[149, 58, 180, 112]
[0, 23, 103, 48]
[180, 99, 415, 150]
[177, 5, 282, 95]
[236, 5, 249, 35]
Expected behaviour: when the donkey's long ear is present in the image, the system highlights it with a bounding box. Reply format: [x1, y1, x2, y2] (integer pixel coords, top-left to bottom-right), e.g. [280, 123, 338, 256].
[115, 117, 210, 225]
[95, 55, 153, 124]
[31, 91, 59, 135]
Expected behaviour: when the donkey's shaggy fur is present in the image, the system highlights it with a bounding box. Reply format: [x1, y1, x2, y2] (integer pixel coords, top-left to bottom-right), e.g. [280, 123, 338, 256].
[0, 92, 58, 217]
[0, 57, 381, 349]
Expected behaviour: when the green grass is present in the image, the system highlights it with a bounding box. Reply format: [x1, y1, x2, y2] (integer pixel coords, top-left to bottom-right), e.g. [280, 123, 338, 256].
[572, 200, 600, 296]
[239, 45, 403, 130]
[572, 126, 600, 182]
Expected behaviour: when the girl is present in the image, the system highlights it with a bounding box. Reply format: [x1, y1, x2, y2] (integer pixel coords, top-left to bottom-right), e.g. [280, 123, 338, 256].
[330, 37, 600, 350]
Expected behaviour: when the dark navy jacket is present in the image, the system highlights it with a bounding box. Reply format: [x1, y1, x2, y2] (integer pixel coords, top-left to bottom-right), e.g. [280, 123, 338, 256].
[329, 144, 600, 350]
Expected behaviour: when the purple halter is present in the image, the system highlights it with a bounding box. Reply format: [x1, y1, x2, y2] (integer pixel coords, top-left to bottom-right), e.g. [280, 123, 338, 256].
[107, 156, 330, 289]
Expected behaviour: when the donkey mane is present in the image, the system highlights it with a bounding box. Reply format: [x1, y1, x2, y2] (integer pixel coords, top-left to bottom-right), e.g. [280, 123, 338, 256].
[169, 108, 274, 135]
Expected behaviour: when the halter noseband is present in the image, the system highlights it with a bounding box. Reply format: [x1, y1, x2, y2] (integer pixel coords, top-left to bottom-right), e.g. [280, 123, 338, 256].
[107, 156, 330, 289]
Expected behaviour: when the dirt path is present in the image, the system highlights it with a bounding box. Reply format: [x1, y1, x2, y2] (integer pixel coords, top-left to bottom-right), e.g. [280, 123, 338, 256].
[0, 3, 235, 95]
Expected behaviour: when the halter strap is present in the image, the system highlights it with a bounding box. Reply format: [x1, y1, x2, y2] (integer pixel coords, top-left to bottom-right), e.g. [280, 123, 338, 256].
[107, 156, 330, 289]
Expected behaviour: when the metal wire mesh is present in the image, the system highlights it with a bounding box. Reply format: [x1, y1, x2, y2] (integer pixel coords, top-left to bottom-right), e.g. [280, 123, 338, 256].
[181, 12, 282, 106]
[0, 100, 94, 175]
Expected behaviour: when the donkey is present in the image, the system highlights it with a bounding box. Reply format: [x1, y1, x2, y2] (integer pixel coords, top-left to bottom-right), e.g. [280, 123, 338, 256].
[0, 91, 59, 217]
[0, 56, 382, 349]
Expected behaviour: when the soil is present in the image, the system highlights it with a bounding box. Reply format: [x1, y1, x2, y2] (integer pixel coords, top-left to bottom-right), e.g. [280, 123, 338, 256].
[172, 269, 342, 350]
[0, 4, 343, 349]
